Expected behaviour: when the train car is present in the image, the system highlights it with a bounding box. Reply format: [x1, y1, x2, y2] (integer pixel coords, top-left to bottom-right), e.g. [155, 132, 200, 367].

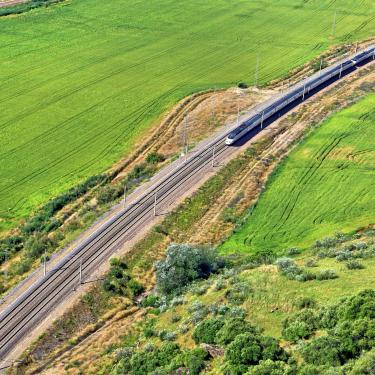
[225, 46, 374, 146]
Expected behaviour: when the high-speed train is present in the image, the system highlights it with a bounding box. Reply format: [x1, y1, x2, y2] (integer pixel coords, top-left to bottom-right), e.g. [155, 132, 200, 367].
[225, 45, 375, 145]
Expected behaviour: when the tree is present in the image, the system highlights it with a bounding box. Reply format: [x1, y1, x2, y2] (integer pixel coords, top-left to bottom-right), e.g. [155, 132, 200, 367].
[155, 244, 224, 295]
[349, 348, 375, 375]
[246, 359, 291, 375]
[216, 317, 260, 345]
[299, 336, 342, 366]
[192, 318, 224, 344]
[225, 333, 263, 373]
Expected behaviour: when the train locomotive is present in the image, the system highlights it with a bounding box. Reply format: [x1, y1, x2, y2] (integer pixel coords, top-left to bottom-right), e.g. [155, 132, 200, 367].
[225, 45, 375, 145]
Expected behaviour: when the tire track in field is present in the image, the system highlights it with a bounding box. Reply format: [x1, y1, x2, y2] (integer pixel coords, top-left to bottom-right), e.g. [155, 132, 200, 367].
[0, 37, 234, 168]
[262, 133, 348, 242]
[0, 38, 253, 207]
[37, 39, 257, 189]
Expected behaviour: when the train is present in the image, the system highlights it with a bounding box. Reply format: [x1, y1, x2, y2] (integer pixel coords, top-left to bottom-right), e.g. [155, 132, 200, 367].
[225, 45, 375, 145]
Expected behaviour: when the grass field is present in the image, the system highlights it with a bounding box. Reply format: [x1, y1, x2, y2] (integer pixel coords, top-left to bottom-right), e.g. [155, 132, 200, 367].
[221, 94, 375, 254]
[0, 0, 374, 232]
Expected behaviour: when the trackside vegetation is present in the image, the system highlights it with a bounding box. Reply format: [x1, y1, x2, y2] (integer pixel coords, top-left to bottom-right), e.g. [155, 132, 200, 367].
[0, 0, 373, 231]
[221, 94, 375, 254]
[93, 230, 375, 374]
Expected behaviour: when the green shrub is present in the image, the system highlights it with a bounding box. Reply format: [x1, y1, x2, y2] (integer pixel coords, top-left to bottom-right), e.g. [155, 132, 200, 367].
[349, 348, 375, 375]
[225, 281, 252, 305]
[127, 279, 144, 298]
[216, 317, 260, 346]
[24, 233, 55, 260]
[295, 297, 317, 310]
[192, 318, 224, 344]
[246, 359, 292, 375]
[346, 260, 364, 270]
[285, 247, 301, 256]
[103, 258, 143, 298]
[146, 152, 165, 164]
[97, 185, 122, 205]
[225, 332, 287, 374]
[316, 269, 338, 280]
[299, 336, 342, 366]
[141, 294, 160, 308]
[282, 309, 318, 342]
[155, 244, 225, 295]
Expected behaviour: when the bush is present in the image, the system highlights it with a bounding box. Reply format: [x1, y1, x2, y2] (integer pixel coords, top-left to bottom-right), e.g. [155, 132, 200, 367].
[155, 244, 225, 295]
[285, 247, 301, 256]
[349, 348, 375, 375]
[316, 269, 338, 280]
[246, 359, 292, 375]
[238, 82, 248, 89]
[282, 309, 318, 342]
[295, 297, 317, 310]
[299, 336, 342, 366]
[333, 318, 375, 359]
[225, 333, 263, 372]
[192, 318, 225, 344]
[103, 258, 143, 298]
[97, 185, 122, 205]
[305, 259, 318, 267]
[250, 249, 276, 265]
[346, 260, 364, 270]
[216, 317, 260, 345]
[225, 281, 252, 305]
[24, 233, 55, 260]
[146, 152, 165, 164]
[159, 330, 177, 341]
[225, 333, 287, 374]
[141, 294, 160, 308]
[182, 348, 208, 375]
[127, 279, 144, 298]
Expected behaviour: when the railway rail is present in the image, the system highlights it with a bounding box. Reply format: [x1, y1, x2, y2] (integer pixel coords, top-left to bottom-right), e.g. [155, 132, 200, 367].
[0, 46, 374, 368]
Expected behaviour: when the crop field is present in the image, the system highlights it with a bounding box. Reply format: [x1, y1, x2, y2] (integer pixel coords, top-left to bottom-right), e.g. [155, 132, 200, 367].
[222, 94, 375, 254]
[0, 0, 374, 232]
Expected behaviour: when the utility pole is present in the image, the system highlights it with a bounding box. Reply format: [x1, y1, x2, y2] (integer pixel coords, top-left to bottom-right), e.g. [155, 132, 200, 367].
[153, 194, 157, 216]
[339, 62, 343, 79]
[260, 110, 264, 129]
[332, 10, 337, 38]
[319, 58, 323, 75]
[211, 145, 216, 167]
[254, 54, 260, 88]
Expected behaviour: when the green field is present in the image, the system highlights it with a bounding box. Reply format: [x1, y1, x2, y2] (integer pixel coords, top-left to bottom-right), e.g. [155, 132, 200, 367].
[221, 94, 375, 254]
[0, 0, 374, 231]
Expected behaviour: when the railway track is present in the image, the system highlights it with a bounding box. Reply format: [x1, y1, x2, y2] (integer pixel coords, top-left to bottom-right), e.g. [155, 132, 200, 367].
[0, 47, 373, 368]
